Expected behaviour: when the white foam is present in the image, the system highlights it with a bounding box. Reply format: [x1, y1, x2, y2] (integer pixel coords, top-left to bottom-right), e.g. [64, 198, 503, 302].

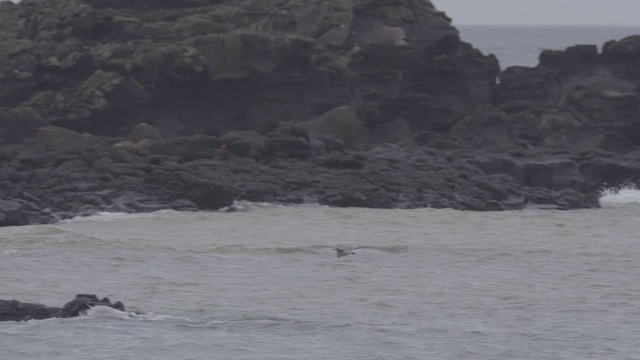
[1, 248, 18, 256]
[82, 306, 193, 322]
[83, 306, 132, 320]
[62, 210, 179, 223]
[599, 184, 640, 208]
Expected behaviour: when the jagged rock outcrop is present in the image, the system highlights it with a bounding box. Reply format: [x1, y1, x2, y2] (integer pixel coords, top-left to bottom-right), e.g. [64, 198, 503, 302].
[496, 36, 640, 149]
[476, 35, 640, 194]
[0, 0, 498, 143]
[0, 0, 638, 226]
[0, 294, 125, 321]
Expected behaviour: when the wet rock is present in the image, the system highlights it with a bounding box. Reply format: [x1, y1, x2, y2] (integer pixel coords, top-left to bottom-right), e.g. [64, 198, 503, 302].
[36, 126, 96, 148]
[451, 105, 518, 150]
[300, 106, 370, 150]
[145, 134, 221, 161]
[262, 135, 312, 160]
[0, 0, 637, 226]
[130, 122, 163, 142]
[218, 130, 266, 158]
[0, 198, 53, 227]
[539, 45, 599, 72]
[571, 132, 635, 155]
[525, 160, 585, 191]
[0, 294, 126, 322]
[59, 294, 125, 318]
[580, 158, 640, 191]
[602, 35, 640, 88]
[473, 155, 527, 184]
[0, 107, 49, 144]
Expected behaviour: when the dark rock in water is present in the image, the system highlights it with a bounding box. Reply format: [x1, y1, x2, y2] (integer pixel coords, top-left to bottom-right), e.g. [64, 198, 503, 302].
[59, 294, 125, 318]
[0, 294, 126, 322]
[0, 198, 54, 227]
[0, 300, 57, 322]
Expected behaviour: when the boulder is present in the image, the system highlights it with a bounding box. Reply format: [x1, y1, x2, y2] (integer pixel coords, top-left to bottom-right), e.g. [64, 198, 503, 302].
[218, 130, 266, 158]
[0, 107, 49, 144]
[300, 106, 369, 150]
[525, 160, 585, 191]
[145, 134, 221, 161]
[0, 294, 126, 322]
[571, 132, 635, 155]
[450, 105, 518, 150]
[130, 122, 163, 142]
[36, 126, 97, 148]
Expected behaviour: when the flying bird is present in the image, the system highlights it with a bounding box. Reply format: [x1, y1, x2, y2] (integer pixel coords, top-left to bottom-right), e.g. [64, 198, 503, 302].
[333, 245, 367, 258]
[308, 244, 405, 258]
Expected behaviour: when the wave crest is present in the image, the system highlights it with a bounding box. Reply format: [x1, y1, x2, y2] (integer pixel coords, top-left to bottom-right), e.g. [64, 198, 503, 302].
[599, 183, 640, 207]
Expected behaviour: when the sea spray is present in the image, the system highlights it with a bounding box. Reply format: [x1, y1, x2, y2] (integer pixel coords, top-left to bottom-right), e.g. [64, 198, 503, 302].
[599, 183, 640, 207]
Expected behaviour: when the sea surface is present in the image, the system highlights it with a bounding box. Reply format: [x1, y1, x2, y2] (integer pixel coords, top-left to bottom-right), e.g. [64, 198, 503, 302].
[457, 25, 640, 68]
[1, 186, 640, 360]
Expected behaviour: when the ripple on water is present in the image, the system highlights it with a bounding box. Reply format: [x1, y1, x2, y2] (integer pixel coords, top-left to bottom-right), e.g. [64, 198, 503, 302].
[2, 248, 18, 256]
[2, 205, 640, 359]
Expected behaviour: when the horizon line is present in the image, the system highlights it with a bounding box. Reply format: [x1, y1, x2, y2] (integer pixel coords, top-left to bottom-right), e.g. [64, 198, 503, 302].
[453, 23, 640, 27]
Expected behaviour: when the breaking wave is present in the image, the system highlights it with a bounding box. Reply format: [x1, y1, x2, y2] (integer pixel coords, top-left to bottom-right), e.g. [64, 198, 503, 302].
[599, 183, 640, 208]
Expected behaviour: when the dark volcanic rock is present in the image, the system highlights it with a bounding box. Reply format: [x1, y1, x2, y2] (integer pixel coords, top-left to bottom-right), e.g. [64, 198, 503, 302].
[0, 294, 125, 322]
[0, 0, 498, 141]
[0, 0, 638, 226]
[497, 35, 640, 147]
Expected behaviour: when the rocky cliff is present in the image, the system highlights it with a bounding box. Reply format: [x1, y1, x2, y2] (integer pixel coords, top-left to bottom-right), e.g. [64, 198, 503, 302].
[0, 0, 638, 226]
[0, 0, 498, 142]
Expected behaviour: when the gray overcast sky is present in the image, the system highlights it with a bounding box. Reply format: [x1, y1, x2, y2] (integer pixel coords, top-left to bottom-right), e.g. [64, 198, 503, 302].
[432, 0, 640, 26]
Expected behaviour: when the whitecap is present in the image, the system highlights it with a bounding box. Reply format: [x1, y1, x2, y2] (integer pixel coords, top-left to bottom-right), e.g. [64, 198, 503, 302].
[1, 248, 18, 256]
[61, 210, 180, 224]
[81, 306, 192, 322]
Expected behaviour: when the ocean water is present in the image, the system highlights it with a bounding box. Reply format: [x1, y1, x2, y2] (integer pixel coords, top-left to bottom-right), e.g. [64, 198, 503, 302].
[1, 186, 640, 360]
[457, 25, 640, 68]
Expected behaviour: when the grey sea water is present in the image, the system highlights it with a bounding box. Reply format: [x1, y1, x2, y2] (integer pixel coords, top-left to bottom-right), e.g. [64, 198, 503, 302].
[457, 25, 640, 68]
[1, 188, 640, 360]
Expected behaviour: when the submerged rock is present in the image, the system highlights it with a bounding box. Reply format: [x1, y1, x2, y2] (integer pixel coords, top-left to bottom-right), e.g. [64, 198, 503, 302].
[0, 294, 126, 322]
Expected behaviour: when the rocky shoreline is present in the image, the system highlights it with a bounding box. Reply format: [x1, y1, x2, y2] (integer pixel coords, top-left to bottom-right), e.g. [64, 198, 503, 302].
[1, 0, 639, 226]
